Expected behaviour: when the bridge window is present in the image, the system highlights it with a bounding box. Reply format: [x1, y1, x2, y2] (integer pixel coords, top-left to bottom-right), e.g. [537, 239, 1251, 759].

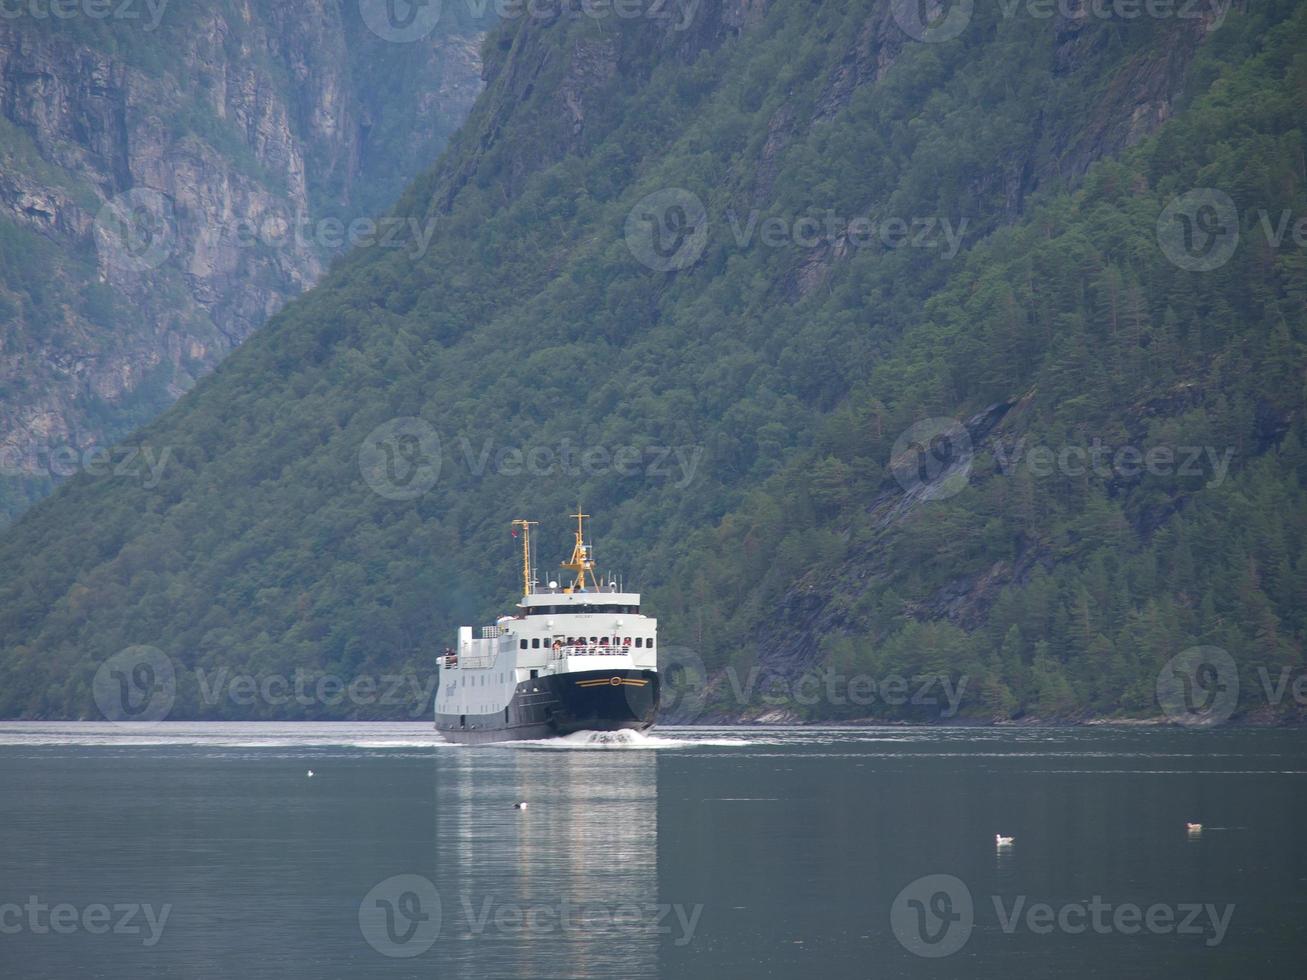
[519, 639, 528, 649]
[525, 604, 641, 616]
[532, 638, 540, 649]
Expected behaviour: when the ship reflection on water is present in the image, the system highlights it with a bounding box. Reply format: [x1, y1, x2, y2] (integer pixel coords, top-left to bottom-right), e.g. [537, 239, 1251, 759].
[432, 741, 663, 978]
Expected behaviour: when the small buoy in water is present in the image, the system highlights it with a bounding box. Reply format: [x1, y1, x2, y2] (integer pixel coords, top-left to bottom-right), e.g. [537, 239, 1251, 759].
[306, 770, 315, 778]
[995, 834, 1014, 847]
[1186, 822, 1202, 833]
[513, 801, 527, 810]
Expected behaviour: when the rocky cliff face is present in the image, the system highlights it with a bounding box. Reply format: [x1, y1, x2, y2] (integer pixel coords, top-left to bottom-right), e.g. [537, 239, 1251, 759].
[0, 2, 484, 520]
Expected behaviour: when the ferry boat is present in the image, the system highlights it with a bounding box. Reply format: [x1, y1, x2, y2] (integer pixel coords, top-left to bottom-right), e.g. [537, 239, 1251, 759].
[435, 510, 660, 743]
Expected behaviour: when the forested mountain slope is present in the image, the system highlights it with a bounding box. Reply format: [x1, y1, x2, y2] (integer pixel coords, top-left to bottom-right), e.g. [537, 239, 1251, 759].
[0, 0, 1302, 723]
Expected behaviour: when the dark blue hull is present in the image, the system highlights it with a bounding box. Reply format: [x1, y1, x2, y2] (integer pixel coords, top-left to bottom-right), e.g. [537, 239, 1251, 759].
[435, 668, 659, 744]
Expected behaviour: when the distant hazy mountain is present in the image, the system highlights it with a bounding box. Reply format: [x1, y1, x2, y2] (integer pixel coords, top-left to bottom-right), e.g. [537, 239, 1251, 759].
[0, 0, 486, 522]
[0, 0, 1302, 725]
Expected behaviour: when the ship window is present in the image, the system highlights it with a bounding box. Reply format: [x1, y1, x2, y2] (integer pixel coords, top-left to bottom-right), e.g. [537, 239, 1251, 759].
[625, 637, 632, 645]
[526, 604, 641, 616]
[600, 637, 609, 645]
[532, 638, 540, 649]
[647, 638, 654, 649]
[530, 669, 538, 679]
[519, 639, 527, 650]
[590, 636, 597, 644]
[635, 638, 643, 647]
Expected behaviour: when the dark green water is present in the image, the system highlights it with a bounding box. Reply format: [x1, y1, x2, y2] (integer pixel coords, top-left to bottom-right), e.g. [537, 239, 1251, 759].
[0, 724, 1304, 978]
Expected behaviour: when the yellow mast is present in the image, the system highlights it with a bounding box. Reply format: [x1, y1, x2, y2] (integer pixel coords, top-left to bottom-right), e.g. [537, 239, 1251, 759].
[560, 507, 598, 592]
[510, 519, 537, 597]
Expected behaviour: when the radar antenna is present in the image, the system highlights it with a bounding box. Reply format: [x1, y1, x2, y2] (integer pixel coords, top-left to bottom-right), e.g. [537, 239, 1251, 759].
[560, 506, 599, 592]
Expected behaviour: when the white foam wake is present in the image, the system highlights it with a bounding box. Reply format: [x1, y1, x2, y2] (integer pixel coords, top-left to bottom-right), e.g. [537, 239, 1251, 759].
[506, 728, 752, 749]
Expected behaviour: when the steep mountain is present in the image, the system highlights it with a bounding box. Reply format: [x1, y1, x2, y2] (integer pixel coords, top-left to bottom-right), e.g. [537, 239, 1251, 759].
[0, 0, 1302, 724]
[0, 0, 486, 522]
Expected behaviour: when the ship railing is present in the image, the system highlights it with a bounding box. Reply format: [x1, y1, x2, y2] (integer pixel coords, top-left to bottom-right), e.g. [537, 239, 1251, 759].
[549, 644, 632, 660]
[452, 655, 496, 669]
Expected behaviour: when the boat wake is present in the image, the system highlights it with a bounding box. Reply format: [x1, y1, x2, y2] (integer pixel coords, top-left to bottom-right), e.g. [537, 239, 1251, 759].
[507, 728, 752, 749]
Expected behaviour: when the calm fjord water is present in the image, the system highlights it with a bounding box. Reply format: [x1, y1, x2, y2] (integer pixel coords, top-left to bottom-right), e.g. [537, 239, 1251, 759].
[0, 724, 1304, 979]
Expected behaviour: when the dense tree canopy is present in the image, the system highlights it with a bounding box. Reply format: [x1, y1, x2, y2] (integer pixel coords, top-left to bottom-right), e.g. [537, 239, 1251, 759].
[0, 0, 1303, 722]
